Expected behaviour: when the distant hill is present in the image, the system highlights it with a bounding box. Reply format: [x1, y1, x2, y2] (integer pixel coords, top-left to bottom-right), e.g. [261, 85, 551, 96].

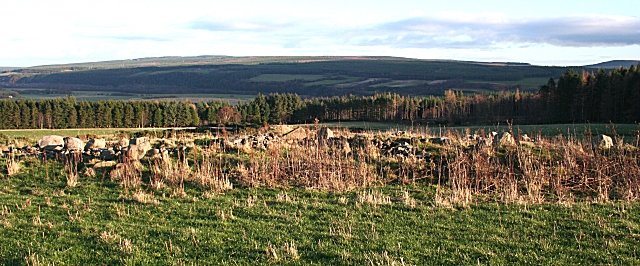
[584, 60, 640, 69]
[0, 56, 568, 97]
[0, 67, 18, 72]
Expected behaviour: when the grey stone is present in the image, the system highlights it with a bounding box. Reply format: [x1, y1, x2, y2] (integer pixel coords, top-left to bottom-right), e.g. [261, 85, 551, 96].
[128, 137, 151, 160]
[85, 138, 106, 151]
[593, 134, 614, 149]
[493, 132, 516, 147]
[37, 135, 64, 151]
[64, 137, 85, 151]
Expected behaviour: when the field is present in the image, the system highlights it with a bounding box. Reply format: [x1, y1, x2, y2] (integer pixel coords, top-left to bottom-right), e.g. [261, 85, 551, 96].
[1, 123, 640, 264]
[370, 80, 429, 88]
[6, 89, 254, 103]
[312, 122, 639, 142]
[0, 128, 174, 142]
[467, 77, 550, 91]
[304, 76, 360, 86]
[250, 74, 324, 82]
[1, 177, 639, 265]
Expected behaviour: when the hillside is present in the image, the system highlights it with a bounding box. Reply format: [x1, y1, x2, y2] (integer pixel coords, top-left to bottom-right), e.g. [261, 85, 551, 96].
[584, 60, 640, 69]
[0, 56, 568, 97]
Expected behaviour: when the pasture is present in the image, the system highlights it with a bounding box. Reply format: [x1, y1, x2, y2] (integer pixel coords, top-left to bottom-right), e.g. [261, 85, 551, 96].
[311, 122, 639, 142]
[467, 77, 550, 91]
[1, 123, 639, 264]
[1, 176, 638, 265]
[6, 89, 254, 103]
[250, 74, 324, 82]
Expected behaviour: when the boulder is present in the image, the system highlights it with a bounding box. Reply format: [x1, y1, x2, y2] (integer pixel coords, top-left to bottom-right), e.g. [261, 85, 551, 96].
[328, 137, 351, 154]
[593, 134, 614, 149]
[429, 137, 451, 145]
[317, 127, 334, 141]
[128, 137, 151, 160]
[94, 161, 117, 168]
[100, 149, 116, 161]
[84, 138, 106, 151]
[64, 137, 85, 152]
[282, 127, 307, 141]
[37, 135, 64, 151]
[493, 132, 516, 147]
[0, 145, 9, 153]
[118, 138, 130, 148]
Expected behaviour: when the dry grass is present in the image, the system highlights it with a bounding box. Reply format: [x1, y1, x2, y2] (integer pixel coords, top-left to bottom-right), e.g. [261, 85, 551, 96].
[6, 155, 21, 176]
[357, 190, 392, 205]
[433, 129, 640, 205]
[233, 142, 378, 191]
[132, 190, 160, 205]
[365, 251, 406, 266]
[193, 154, 233, 193]
[14, 126, 637, 207]
[110, 161, 143, 190]
[64, 161, 79, 188]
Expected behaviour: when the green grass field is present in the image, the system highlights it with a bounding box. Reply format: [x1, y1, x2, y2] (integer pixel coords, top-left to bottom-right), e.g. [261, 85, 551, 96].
[0, 128, 169, 143]
[467, 77, 550, 91]
[7, 89, 254, 103]
[315, 122, 639, 139]
[250, 74, 324, 82]
[304, 76, 360, 86]
[1, 162, 639, 265]
[370, 80, 429, 88]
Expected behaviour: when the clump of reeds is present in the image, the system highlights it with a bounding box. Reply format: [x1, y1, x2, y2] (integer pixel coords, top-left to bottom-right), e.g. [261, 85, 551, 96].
[110, 161, 143, 190]
[233, 141, 378, 191]
[132, 190, 159, 205]
[364, 251, 406, 266]
[5, 154, 21, 177]
[193, 153, 233, 193]
[152, 150, 192, 186]
[64, 158, 79, 188]
[357, 190, 392, 205]
[431, 127, 640, 205]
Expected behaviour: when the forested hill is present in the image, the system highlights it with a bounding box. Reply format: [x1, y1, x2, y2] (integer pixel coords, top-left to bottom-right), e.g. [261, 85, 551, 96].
[0, 56, 568, 97]
[584, 60, 640, 69]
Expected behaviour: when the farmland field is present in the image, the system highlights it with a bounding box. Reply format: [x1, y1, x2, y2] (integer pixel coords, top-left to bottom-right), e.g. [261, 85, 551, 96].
[250, 74, 324, 82]
[467, 77, 550, 91]
[304, 76, 360, 86]
[6, 89, 254, 103]
[312, 122, 639, 140]
[370, 80, 429, 88]
[0, 128, 172, 142]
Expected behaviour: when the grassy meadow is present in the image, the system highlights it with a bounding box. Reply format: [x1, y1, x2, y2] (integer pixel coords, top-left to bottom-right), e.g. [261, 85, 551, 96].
[1, 123, 639, 264]
[311, 122, 639, 142]
[1, 164, 640, 265]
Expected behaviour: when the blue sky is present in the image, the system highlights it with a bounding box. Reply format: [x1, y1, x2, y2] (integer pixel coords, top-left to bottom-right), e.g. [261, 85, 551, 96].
[1, 0, 639, 67]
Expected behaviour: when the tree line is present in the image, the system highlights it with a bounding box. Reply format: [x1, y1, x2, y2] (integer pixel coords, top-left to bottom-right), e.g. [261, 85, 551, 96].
[0, 64, 637, 129]
[0, 98, 200, 129]
[540, 65, 640, 123]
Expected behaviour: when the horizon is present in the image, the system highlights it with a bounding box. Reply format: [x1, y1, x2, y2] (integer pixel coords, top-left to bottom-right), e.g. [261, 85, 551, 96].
[3, 55, 640, 69]
[2, 0, 639, 67]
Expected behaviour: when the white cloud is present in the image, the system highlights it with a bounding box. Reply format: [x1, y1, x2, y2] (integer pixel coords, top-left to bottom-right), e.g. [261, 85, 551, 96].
[1, 2, 639, 67]
[370, 13, 640, 48]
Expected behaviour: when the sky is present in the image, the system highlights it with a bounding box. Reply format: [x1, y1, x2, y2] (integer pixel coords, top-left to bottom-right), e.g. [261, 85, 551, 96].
[1, 0, 639, 67]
